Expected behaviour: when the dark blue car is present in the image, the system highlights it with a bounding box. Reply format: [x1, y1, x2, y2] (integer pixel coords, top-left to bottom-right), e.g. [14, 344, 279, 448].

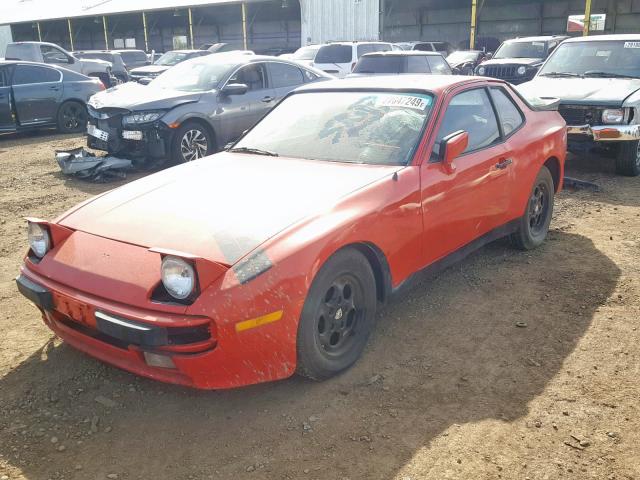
[0, 61, 104, 134]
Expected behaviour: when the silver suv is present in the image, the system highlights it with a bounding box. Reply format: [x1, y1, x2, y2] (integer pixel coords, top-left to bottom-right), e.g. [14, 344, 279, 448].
[312, 41, 393, 78]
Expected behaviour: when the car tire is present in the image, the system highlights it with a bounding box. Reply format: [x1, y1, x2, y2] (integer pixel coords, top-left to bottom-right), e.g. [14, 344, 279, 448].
[615, 140, 640, 177]
[56, 101, 87, 134]
[171, 121, 215, 164]
[511, 166, 555, 251]
[296, 248, 377, 381]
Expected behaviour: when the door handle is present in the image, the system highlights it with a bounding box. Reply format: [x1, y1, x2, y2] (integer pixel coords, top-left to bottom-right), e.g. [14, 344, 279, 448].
[496, 158, 513, 170]
[48, 86, 60, 90]
[261, 96, 275, 103]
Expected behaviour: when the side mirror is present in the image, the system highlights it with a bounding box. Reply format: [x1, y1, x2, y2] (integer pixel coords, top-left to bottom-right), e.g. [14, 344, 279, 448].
[221, 83, 249, 96]
[138, 77, 152, 85]
[439, 130, 468, 174]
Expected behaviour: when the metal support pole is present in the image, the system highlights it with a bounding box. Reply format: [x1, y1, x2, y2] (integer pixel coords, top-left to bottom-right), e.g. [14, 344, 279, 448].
[241, 3, 248, 50]
[67, 18, 74, 51]
[142, 12, 149, 52]
[583, 0, 592, 36]
[470, 0, 478, 49]
[188, 8, 195, 50]
[36, 22, 42, 42]
[103, 16, 109, 49]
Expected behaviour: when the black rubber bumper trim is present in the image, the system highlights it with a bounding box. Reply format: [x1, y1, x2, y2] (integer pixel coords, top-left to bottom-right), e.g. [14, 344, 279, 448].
[16, 274, 54, 310]
[95, 311, 169, 348]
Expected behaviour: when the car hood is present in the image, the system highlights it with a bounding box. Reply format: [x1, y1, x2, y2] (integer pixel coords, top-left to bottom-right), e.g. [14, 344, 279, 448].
[58, 153, 401, 266]
[130, 65, 171, 75]
[518, 76, 640, 107]
[87, 82, 202, 111]
[481, 57, 543, 67]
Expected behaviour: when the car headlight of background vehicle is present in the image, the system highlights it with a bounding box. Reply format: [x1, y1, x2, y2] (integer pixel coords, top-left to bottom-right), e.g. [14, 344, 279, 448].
[517, 66, 527, 75]
[477, 66, 486, 75]
[123, 111, 165, 126]
[161, 256, 196, 300]
[601, 108, 625, 125]
[27, 222, 51, 259]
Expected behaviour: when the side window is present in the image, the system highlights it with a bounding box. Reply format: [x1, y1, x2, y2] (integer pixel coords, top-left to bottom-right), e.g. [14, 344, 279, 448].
[301, 68, 319, 83]
[229, 64, 267, 91]
[0, 68, 8, 87]
[407, 56, 430, 73]
[269, 62, 304, 88]
[374, 44, 392, 52]
[41, 45, 71, 64]
[490, 87, 524, 136]
[427, 56, 452, 75]
[432, 88, 500, 160]
[12, 65, 61, 85]
[357, 44, 377, 58]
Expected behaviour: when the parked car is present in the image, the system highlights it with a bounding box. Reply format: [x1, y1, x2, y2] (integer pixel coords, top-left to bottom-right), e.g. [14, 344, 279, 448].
[446, 50, 487, 75]
[4, 41, 115, 87]
[0, 61, 104, 134]
[396, 41, 455, 56]
[200, 43, 238, 53]
[280, 44, 321, 67]
[476, 35, 568, 84]
[17, 75, 566, 389]
[147, 52, 164, 64]
[349, 51, 452, 76]
[112, 49, 149, 70]
[518, 34, 640, 176]
[86, 54, 331, 164]
[313, 41, 393, 78]
[128, 50, 212, 82]
[73, 51, 128, 83]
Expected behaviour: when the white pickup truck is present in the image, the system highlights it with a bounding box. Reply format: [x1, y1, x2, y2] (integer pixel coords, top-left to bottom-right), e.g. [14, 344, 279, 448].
[5, 42, 116, 87]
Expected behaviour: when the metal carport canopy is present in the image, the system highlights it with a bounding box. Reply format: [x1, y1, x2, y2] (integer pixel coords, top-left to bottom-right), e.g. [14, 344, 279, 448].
[0, 0, 270, 25]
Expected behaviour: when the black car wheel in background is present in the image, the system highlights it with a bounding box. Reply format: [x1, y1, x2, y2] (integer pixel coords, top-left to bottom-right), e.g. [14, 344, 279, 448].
[57, 101, 87, 134]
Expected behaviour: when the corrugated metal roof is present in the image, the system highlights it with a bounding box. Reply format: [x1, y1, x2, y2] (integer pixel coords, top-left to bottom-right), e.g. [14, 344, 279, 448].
[0, 0, 267, 25]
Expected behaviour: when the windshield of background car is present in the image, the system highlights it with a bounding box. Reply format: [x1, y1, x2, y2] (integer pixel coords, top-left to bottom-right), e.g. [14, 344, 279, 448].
[155, 51, 190, 66]
[119, 51, 147, 64]
[447, 51, 479, 63]
[538, 40, 640, 78]
[150, 60, 234, 91]
[233, 91, 434, 165]
[315, 45, 352, 64]
[353, 56, 403, 74]
[76, 52, 113, 62]
[293, 46, 319, 60]
[494, 41, 547, 59]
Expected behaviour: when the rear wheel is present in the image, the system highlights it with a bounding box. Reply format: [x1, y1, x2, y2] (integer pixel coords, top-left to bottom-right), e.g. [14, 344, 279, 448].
[296, 249, 377, 381]
[511, 166, 555, 250]
[615, 140, 640, 177]
[171, 122, 215, 164]
[56, 101, 87, 134]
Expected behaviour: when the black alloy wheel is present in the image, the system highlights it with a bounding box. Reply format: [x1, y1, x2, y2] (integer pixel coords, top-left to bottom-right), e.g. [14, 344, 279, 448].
[615, 140, 640, 177]
[57, 101, 87, 134]
[511, 166, 555, 250]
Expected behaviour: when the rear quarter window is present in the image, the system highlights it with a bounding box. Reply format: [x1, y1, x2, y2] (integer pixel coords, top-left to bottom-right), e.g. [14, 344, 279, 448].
[315, 45, 352, 64]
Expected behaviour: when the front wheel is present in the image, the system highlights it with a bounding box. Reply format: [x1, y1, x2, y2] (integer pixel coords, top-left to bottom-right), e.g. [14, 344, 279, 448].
[171, 122, 215, 164]
[511, 166, 555, 250]
[296, 249, 377, 381]
[57, 101, 87, 133]
[615, 140, 640, 177]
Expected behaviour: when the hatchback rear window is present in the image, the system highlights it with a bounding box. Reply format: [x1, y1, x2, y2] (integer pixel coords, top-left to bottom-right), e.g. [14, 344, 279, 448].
[315, 45, 352, 64]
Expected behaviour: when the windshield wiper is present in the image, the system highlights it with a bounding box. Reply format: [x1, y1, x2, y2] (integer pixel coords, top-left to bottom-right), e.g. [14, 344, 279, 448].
[539, 72, 583, 78]
[583, 71, 639, 79]
[228, 146, 279, 157]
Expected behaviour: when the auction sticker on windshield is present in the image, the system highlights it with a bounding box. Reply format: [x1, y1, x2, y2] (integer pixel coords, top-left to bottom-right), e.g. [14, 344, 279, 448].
[624, 42, 640, 49]
[376, 94, 432, 111]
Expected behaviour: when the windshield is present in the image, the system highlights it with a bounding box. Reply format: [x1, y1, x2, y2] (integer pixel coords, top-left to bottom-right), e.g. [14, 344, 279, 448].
[353, 56, 403, 74]
[539, 40, 640, 78]
[150, 60, 234, 92]
[233, 91, 434, 165]
[155, 51, 192, 66]
[75, 52, 113, 62]
[494, 41, 547, 59]
[315, 45, 352, 64]
[119, 51, 146, 64]
[293, 46, 320, 61]
[447, 51, 479, 63]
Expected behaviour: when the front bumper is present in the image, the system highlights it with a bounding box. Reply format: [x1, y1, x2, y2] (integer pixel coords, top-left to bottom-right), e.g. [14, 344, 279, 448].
[567, 124, 640, 142]
[87, 118, 170, 160]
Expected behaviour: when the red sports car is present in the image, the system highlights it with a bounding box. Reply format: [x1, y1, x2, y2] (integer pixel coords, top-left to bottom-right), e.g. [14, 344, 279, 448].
[17, 76, 566, 389]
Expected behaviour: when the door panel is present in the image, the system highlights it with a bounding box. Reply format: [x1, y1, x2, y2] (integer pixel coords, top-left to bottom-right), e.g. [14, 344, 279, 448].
[0, 68, 15, 131]
[267, 62, 306, 102]
[11, 65, 63, 125]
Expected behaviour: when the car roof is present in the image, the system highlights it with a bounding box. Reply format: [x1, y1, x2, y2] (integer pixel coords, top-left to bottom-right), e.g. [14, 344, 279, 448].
[169, 50, 203, 54]
[294, 74, 493, 94]
[504, 35, 568, 43]
[563, 34, 640, 43]
[112, 49, 145, 53]
[323, 41, 391, 46]
[362, 50, 442, 57]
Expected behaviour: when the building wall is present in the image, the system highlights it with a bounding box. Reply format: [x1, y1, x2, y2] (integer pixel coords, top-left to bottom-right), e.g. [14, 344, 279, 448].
[300, 0, 380, 45]
[0, 25, 12, 56]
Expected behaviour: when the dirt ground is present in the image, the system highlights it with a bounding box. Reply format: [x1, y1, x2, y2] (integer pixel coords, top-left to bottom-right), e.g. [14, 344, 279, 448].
[0, 130, 638, 480]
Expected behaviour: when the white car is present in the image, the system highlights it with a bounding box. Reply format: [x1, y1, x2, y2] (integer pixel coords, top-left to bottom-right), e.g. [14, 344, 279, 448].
[280, 45, 321, 67]
[312, 41, 393, 78]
